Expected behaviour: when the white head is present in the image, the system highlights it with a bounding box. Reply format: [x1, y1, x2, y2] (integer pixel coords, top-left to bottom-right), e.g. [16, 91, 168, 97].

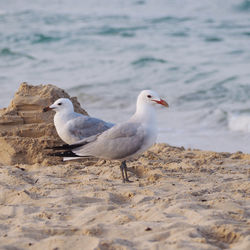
[43, 98, 74, 113]
[137, 90, 169, 108]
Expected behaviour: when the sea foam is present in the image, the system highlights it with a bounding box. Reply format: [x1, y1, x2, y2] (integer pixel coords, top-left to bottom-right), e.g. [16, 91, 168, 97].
[228, 115, 250, 133]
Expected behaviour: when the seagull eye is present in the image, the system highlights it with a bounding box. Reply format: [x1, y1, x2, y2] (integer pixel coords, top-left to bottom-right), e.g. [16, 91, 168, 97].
[147, 95, 152, 98]
[58, 103, 62, 106]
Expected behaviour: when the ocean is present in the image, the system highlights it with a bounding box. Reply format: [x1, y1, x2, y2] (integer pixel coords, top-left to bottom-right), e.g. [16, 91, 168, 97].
[1, 0, 250, 153]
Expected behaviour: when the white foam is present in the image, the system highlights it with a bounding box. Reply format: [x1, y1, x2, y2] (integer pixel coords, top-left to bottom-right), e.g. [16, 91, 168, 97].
[228, 115, 250, 133]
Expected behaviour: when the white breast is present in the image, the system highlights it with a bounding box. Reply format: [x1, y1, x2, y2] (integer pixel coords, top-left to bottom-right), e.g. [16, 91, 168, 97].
[54, 113, 75, 144]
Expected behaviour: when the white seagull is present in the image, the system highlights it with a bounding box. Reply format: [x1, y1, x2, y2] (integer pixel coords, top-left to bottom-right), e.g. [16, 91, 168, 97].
[43, 98, 113, 144]
[51, 90, 169, 182]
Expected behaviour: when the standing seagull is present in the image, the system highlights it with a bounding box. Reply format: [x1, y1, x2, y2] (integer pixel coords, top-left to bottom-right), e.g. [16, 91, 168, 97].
[52, 90, 169, 182]
[43, 98, 113, 144]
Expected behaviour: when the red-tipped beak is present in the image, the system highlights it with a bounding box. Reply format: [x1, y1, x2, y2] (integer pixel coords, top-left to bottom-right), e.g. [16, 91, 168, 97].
[153, 99, 169, 107]
[43, 106, 53, 112]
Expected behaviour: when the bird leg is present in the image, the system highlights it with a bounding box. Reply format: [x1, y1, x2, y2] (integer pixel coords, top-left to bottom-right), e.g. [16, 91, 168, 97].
[120, 161, 132, 183]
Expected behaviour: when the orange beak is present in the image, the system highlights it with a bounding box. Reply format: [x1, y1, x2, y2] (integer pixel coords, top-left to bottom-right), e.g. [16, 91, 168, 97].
[153, 99, 169, 107]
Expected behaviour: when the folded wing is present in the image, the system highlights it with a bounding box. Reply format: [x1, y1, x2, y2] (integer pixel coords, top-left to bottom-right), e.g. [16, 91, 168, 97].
[67, 116, 114, 140]
[73, 122, 145, 160]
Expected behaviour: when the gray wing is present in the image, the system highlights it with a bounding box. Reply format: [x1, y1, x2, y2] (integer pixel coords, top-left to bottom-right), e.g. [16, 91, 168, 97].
[73, 122, 145, 160]
[67, 115, 114, 140]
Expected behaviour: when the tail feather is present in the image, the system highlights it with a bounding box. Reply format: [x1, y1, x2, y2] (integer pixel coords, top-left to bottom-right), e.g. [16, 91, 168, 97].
[63, 157, 84, 161]
[47, 150, 93, 161]
[45, 134, 99, 160]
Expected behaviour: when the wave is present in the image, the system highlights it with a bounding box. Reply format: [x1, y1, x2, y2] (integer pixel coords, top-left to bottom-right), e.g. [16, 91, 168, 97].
[204, 36, 223, 42]
[179, 76, 240, 103]
[150, 16, 193, 24]
[97, 26, 147, 37]
[242, 31, 250, 36]
[32, 33, 62, 44]
[228, 114, 250, 132]
[0, 48, 35, 59]
[171, 31, 189, 37]
[235, 0, 250, 12]
[132, 57, 167, 67]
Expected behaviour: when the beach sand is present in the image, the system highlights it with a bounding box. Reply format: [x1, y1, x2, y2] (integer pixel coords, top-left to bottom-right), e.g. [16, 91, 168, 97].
[0, 83, 249, 249]
[0, 144, 249, 250]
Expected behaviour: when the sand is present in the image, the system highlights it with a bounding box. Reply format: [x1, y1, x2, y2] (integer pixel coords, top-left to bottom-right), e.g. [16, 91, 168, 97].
[0, 82, 87, 165]
[0, 144, 249, 250]
[0, 83, 249, 249]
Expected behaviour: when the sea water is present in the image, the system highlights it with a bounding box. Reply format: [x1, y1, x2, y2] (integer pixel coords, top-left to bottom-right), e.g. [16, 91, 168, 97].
[1, 0, 250, 153]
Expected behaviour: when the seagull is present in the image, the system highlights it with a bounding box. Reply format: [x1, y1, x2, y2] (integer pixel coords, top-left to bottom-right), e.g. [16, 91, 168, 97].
[43, 98, 114, 144]
[51, 90, 169, 182]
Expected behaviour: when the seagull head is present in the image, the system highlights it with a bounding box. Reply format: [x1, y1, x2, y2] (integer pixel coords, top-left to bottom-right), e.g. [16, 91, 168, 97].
[137, 90, 169, 108]
[43, 98, 74, 113]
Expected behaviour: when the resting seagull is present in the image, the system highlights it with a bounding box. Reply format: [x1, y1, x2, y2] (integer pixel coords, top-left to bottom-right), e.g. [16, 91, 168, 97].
[43, 98, 113, 144]
[51, 90, 169, 182]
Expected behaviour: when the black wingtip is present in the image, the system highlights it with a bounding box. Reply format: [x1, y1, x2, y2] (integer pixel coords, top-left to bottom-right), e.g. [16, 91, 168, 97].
[45, 140, 90, 151]
[47, 151, 80, 157]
